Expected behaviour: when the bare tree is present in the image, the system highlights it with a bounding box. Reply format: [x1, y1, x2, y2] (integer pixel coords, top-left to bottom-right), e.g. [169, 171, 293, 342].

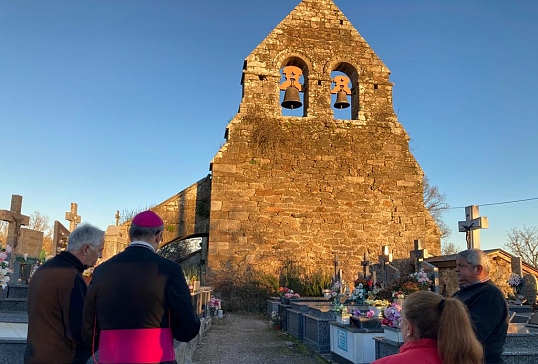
[504, 225, 538, 267]
[441, 241, 460, 256]
[423, 176, 451, 239]
[118, 205, 155, 225]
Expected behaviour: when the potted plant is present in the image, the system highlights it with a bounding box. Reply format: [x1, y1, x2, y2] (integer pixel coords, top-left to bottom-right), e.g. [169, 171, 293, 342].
[364, 298, 390, 317]
[270, 311, 281, 330]
[209, 297, 222, 316]
[332, 303, 351, 324]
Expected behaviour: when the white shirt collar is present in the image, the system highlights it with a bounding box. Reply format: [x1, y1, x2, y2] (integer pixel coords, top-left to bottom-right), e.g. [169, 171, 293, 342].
[128, 241, 155, 252]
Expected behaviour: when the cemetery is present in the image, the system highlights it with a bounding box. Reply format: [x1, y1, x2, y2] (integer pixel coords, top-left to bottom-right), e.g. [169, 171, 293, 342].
[1, 0, 538, 363]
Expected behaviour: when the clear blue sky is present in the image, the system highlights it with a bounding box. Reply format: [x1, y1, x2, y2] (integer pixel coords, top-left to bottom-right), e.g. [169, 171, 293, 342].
[1, 0, 537, 253]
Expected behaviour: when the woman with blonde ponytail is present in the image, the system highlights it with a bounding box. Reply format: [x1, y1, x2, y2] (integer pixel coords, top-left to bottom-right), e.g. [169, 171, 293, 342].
[373, 290, 484, 364]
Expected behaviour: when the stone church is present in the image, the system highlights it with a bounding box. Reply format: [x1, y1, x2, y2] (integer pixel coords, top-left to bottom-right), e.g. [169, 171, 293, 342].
[109, 0, 441, 286]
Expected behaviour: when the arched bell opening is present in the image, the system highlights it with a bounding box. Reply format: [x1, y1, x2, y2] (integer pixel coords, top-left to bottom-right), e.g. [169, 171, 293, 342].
[279, 58, 309, 117]
[330, 63, 359, 120]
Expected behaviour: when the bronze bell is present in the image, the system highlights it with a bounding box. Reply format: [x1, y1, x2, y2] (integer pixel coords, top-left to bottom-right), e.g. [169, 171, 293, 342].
[334, 90, 350, 109]
[281, 86, 302, 109]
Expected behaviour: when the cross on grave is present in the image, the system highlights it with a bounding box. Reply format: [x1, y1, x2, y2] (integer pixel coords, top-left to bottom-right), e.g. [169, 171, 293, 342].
[0, 195, 30, 269]
[361, 251, 370, 277]
[458, 205, 488, 249]
[65, 202, 81, 232]
[410, 239, 429, 271]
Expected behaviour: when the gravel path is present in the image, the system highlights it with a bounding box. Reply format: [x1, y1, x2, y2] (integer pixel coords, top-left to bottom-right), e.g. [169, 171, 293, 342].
[192, 312, 332, 364]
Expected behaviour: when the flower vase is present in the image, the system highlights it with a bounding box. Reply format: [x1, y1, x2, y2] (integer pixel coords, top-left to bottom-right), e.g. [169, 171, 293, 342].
[369, 306, 383, 317]
[336, 314, 351, 325]
[383, 326, 403, 342]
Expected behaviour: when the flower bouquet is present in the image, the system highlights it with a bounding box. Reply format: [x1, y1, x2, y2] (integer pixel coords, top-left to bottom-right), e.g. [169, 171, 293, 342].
[0, 245, 13, 290]
[410, 269, 433, 290]
[508, 273, 524, 302]
[210, 297, 222, 316]
[382, 301, 402, 328]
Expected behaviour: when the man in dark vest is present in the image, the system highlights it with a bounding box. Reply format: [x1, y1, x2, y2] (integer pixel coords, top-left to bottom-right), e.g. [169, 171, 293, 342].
[453, 248, 508, 364]
[25, 223, 105, 364]
[82, 210, 200, 363]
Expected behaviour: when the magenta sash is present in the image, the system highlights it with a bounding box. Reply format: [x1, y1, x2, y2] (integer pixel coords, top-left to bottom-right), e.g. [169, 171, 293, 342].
[98, 328, 175, 363]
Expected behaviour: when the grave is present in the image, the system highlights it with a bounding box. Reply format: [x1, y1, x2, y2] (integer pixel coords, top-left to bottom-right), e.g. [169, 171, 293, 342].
[522, 274, 537, 305]
[0, 195, 30, 270]
[330, 321, 383, 364]
[52, 221, 70, 255]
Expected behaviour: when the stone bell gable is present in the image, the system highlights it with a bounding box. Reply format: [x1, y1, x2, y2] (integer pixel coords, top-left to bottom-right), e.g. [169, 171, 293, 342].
[208, 0, 440, 283]
[240, 0, 391, 121]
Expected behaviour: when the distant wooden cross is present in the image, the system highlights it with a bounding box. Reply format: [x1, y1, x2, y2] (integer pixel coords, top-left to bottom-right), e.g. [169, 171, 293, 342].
[65, 203, 81, 232]
[458, 205, 488, 249]
[361, 251, 370, 277]
[0, 195, 30, 269]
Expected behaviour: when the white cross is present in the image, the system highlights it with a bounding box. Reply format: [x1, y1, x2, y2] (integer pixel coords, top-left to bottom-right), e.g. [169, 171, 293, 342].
[458, 205, 488, 249]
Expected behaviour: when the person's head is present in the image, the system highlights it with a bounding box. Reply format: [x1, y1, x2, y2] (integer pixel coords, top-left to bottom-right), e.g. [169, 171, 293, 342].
[401, 291, 483, 364]
[129, 210, 164, 248]
[455, 248, 490, 285]
[67, 224, 105, 268]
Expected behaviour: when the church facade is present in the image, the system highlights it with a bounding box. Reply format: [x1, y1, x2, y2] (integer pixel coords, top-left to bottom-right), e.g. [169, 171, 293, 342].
[114, 0, 440, 286]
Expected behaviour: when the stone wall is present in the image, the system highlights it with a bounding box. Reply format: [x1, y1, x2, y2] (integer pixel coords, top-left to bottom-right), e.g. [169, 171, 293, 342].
[102, 175, 211, 259]
[208, 0, 440, 286]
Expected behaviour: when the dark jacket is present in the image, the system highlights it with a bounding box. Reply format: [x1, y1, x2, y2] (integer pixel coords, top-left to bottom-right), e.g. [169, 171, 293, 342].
[82, 245, 200, 362]
[453, 280, 508, 364]
[24, 251, 91, 364]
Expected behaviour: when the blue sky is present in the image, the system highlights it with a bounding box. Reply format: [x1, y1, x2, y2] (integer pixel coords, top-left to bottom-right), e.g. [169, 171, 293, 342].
[1, 0, 537, 253]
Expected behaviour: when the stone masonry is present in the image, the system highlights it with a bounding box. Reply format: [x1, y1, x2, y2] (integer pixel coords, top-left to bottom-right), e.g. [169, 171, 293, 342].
[207, 0, 441, 285]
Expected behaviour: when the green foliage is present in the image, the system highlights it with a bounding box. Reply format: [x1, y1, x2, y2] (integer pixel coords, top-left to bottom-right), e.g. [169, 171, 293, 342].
[206, 261, 269, 312]
[206, 259, 332, 312]
[301, 271, 333, 297]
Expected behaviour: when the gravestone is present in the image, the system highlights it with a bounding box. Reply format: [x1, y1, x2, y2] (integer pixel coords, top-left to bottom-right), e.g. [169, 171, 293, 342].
[522, 274, 537, 305]
[511, 256, 523, 276]
[52, 221, 70, 255]
[385, 264, 400, 286]
[18, 228, 43, 259]
[458, 205, 488, 249]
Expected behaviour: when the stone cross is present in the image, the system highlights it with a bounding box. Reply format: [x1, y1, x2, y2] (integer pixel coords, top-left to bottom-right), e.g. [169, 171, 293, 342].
[115, 210, 120, 226]
[65, 203, 81, 232]
[0, 195, 30, 269]
[458, 205, 488, 249]
[410, 239, 428, 271]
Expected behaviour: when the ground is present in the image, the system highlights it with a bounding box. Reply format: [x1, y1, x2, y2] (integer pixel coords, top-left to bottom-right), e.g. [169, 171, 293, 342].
[192, 312, 332, 364]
